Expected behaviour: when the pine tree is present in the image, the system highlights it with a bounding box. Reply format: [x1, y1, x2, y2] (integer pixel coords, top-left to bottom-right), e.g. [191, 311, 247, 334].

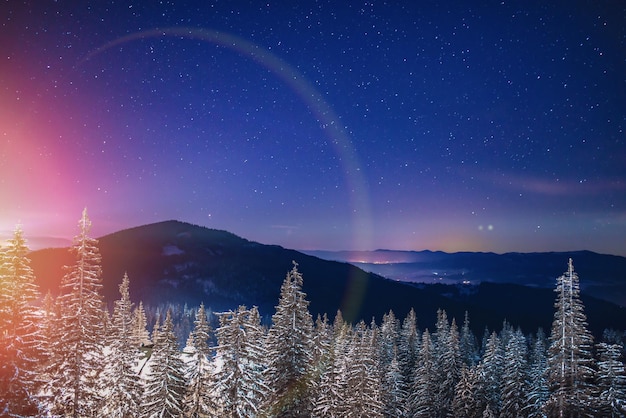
[142, 308, 187, 417]
[45, 209, 106, 417]
[383, 346, 408, 418]
[525, 329, 550, 417]
[212, 305, 267, 417]
[378, 310, 403, 417]
[596, 342, 626, 417]
[452, 364, 480, 418]
[500, 328, 528, 418]
[379, 310, 400, 368]
[476, 331, 503, 416]
[313, 312, 349, 418]
[132, 301, 151, 348]
[408, 329, 437, 417]
[245, 306, 269, 411]
[264, 262, 315, 417]
[545, 259, 596, 417]
[343, 321, 384, 417]
[398, 308, 420, 393]
[433, 310, 461, 417]
[460, 311, 479, 367]
[310, 314, 331, 412]
[0, 225, 41, 416]
[102, 273, 143, 417]
[184, 302, 215, 417]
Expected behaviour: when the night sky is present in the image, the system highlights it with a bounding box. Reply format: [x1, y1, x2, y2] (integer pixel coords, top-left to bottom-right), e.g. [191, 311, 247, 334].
[2, 1, 625, 256]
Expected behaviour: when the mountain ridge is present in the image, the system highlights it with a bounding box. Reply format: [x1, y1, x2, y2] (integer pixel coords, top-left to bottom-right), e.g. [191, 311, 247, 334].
[302, 248, 626, 306]
[30, 220, 458, 326]
[28, 220, 626, 335]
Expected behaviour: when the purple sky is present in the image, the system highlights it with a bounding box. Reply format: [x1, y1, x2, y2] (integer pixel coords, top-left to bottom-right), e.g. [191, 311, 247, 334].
[2, 1, 625, 255]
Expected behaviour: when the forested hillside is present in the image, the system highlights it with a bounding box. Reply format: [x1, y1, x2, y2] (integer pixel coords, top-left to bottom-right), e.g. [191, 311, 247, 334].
[1, 212, 625, 417]
[28, 220, 626, 337]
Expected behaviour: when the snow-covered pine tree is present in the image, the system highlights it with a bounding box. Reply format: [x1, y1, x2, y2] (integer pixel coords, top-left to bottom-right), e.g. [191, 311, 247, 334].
[379, 310, 400, 367]
[545, 259, 596, 417]
[132, 301, 151, 348]
[211, 305, 267, 418]
[460, 311, 479, 367]
[264, 262, 315, 417]
[45, 209, 106, 417]
[433, 309, 461, 417]
[245, 306, 268, 410]
[383, 346, 408, 418]
[596, 342, 626, 417]
[500, 328, 528, 418]
[102, 272, 143, 417]
[313, 312, 349, 418]
[184, 302, 215, 418]
[408, 328, 437, 417]
[525, 329, 550, 417]
[0, 225, 42, 416]
[378, 310, 403, 417]
[142, 308, 187, 418]
[451, 364, 480, 418]
[343, 320, 384, 417]
[476, 331, 503, 416]
[398, 308, 420, 393]
[310, 314, 331, 409]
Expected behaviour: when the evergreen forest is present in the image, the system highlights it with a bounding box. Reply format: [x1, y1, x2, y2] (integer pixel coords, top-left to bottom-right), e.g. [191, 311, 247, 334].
[1, 210, 625, 417]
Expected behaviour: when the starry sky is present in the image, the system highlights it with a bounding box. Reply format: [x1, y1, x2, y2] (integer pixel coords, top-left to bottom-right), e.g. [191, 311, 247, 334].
[1, 1, 625, 256]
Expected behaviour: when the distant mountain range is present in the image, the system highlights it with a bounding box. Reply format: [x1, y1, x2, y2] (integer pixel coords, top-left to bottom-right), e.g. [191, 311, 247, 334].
[29, 220, 626, 336]
[303, 249, 626, 307]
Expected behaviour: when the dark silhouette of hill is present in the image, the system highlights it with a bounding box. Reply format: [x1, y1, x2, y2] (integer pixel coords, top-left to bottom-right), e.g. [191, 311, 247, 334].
[29, 221, 457, 327]
[29, 220, 626, 335]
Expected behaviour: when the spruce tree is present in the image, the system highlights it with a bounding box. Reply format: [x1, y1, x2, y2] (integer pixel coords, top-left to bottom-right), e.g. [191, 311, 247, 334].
[476, 332, 503, 416]
[525, 329, 550, 417]
[379, 310, 400, 368]
[310, 314, 331, 411]
[45, 209, 106, 417]
[398, 308, 420, 392]
[102, 272, 142, 417]
[545, 259, 596, 417]
[142, 308, 187, 417]
[460, 311, 479, 367]
[313, 312, 349, 417]
[212, 305, 267, 417]
[383, 346, 408, 418]
[0, 225, 41, 416]
[184, 302, 215, 417]
[408, 329, 436, 417]
[452, 364, 480, 418]
[433, 310, 461, 417]
[132, 301, 151, 348]
[344, 321, 384, 417]
[264, 262, 315, 417]
[596, 342, 626, 417]
[500, 328, 528, 418]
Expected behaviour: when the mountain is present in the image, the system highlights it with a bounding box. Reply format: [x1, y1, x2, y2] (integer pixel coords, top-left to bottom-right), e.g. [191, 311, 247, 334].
[30, 221, 455, 327]
[29, 220, 626, 335]
[302, 249, 626, 306]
